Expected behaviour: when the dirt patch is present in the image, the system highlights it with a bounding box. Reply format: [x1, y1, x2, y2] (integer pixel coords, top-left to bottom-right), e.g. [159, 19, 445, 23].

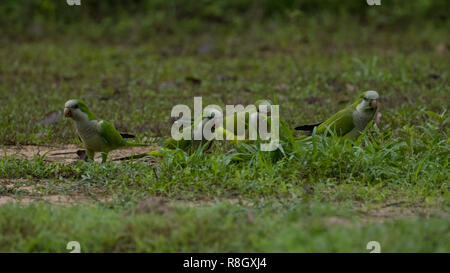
[168, 197, 255, 208]
[127, 197, 255, 214]
[0, 178, 111, 205]
[362, 206, 448, 223]
[0, 144, 159, 164]
[320, 205, 449, 228]
[0, 194, 111, 205]
[322, 216, 354, 227]
[125, 197, 173, 215]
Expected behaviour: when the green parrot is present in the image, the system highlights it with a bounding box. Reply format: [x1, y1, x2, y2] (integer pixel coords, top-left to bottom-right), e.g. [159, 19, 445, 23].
[220, 99, 300, 162]
[215, 99, 273, 142]
[162, 106, 223, 150]
[295, 90, 380, 139]
[64, 99, 149, 162]
[114, 107, 223, 161]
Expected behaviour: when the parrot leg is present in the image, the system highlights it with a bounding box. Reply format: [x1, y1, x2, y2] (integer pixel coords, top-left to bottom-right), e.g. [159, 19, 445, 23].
[101, 152, 108, 163]
[86, 149, 95, 162]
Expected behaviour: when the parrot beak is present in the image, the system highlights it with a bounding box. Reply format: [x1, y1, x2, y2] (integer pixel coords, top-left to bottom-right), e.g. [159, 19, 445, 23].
[370, 99, 378, 109]
[64, 107, 71, 117]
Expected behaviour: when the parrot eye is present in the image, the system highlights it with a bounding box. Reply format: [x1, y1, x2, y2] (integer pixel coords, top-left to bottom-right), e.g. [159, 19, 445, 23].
[73, 104, 79, 109]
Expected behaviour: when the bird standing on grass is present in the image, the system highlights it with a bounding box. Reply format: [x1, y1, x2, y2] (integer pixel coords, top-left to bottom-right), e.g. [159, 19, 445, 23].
[162, 107, 223, 151]
[295, 90, 380, 139]
[64, 99, 148, 162]
[113, 107, 224, 161]
[215, 99, 274, 142]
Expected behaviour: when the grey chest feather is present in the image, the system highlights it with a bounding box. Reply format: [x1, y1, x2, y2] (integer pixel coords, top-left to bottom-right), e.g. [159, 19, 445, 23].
[352, 110, 376, 132]
[75, 120, 107, 151]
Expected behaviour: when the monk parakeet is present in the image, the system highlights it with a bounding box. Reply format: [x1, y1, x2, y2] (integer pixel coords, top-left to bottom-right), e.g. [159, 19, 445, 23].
[162, 106, 222, 150]
[221, 99, 300, 162]
[114, 107, 223, 161]
[295, 90, 380, 139]
[215, 99, 273, 142]
[64, 99, 148, 162]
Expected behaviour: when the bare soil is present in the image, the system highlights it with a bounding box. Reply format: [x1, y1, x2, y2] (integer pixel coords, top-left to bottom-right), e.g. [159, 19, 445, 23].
[1, 144, 158, 163]
[1, 146, 447, 224]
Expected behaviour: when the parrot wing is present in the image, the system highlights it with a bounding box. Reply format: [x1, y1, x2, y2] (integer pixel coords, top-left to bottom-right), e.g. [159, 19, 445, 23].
[99, 120, 124, 148]
[316, 108, 355, 136]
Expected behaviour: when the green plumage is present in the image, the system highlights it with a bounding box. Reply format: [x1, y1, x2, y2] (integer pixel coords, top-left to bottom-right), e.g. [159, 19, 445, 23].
[99, 120, 127, 150]
[64, 99, 149, 162]
[295, 91, 379, 139]
[314, 106, 356, 136]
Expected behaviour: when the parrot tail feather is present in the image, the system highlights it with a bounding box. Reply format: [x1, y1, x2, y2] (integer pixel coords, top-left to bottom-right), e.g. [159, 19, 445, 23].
[120, 133, 136, 138]
[294, 122, 322, 131]
[112, 149, 168, 161]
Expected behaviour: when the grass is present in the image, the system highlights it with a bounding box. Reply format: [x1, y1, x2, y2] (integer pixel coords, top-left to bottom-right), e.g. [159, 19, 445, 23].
[0, 202, 448, 252]
[0, 15, 449, 252]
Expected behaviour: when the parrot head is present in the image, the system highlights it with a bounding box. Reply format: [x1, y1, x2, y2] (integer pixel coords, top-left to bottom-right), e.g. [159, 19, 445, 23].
[203, 106, 223, 120]
[357, 91, 379, 112]
[254, 99, 273, 114]
[64, 99, 96, 121]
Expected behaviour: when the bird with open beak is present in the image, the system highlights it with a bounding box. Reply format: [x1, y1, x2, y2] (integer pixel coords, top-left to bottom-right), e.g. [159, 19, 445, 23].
[295, 90, 380, 139]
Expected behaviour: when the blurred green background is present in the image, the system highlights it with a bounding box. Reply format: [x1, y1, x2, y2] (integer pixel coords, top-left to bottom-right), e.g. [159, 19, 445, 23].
[1, 0, 448, 40]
